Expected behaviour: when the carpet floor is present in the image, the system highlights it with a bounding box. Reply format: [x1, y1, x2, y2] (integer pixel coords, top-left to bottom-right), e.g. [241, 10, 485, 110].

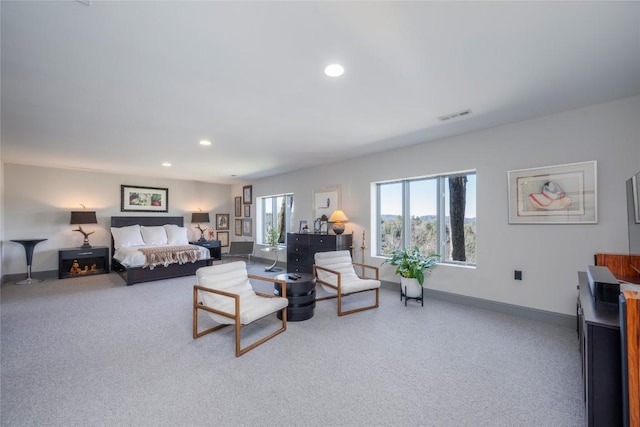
[1, 262, 584, 426]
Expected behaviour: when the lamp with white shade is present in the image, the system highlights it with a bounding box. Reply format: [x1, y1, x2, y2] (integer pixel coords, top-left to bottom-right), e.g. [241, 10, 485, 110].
[328, 210, 349, 235]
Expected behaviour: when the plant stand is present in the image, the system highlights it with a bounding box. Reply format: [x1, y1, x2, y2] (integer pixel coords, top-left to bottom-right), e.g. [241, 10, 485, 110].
[400, 278, 424, 307]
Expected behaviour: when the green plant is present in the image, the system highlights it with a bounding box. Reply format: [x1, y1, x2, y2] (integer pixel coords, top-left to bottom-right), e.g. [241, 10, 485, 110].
[266, 227, 279, 247]
[384, 246, 440, 286]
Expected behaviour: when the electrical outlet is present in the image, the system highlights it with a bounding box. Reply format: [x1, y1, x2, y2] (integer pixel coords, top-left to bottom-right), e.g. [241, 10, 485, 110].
[514, 270, 522, 280]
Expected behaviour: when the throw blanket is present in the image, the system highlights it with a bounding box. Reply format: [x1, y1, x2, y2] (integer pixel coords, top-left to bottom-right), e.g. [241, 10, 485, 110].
[139, 245, 200, 270]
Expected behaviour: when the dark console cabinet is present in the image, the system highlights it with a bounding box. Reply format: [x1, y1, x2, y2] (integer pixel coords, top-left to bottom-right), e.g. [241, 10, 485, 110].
[287, 233, 352, 274]
[577, 272, 622, 427]
[59, 246, 110, 279]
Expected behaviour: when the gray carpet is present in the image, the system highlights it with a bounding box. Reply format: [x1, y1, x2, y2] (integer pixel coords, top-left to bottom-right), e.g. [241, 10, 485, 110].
[1, 262, 584, 426]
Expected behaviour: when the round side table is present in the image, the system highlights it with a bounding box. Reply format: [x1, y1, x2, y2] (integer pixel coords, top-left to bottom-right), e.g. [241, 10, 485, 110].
[11, 239, 47, 284]
[274, 273, 316, 321]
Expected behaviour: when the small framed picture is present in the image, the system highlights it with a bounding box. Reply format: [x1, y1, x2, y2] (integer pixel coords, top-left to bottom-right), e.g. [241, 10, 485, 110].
[242, 218, 252, 237]
[234, 196, 242, 217]
[216, 214, 229, 230]
[299, 220, 308, 233]
[244, 204, 251, 217]
[217, 231, 229, 247]
[243, 185, 252, 204]
[234, 219, 242, 236]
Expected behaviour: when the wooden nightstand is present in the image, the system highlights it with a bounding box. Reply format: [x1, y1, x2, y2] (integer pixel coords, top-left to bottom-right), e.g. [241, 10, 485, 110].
[58, 246, 110, 279]
[190, 240, 222, 261]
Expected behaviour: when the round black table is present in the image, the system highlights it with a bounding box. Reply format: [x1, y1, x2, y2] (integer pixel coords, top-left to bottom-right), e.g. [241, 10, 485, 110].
[274, 273, 316, 321]
[11, 239, 47, 284]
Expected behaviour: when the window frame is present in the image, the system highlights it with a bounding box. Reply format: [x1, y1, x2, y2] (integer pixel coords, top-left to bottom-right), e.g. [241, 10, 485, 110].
[375, 170, 476, 267]
[257, 193, 294, 246]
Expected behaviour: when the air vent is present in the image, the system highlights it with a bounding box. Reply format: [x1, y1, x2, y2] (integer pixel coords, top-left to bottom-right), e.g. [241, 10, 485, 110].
[438, 109, 472, 122]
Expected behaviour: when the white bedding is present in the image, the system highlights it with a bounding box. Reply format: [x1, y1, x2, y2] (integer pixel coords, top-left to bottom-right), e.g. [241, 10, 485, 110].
[113, 245, 209, 268]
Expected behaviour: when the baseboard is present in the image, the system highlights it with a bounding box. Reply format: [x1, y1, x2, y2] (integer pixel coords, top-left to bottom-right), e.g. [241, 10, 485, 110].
[380, 280, 575, 329]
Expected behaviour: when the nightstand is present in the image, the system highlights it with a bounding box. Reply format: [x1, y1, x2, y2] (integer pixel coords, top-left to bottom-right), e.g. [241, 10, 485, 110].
[190, 240, 222, 261]
[59, 246, 110, 279]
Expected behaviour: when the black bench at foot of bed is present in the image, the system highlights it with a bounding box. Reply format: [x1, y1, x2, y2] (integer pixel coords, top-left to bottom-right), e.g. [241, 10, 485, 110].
[112, 257, 212, 286]
[111, 216, 213, 286]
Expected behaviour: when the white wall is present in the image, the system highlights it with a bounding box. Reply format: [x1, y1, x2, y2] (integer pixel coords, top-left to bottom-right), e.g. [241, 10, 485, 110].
[251, 96, 640, 316]
[3, 96, 639, 316]
[2, 165, 231, 275]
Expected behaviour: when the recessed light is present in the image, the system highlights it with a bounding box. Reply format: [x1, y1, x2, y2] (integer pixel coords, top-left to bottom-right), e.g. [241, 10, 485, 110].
[162, 162, 172, 167]
[199, 140, 211, 146]
[324, 64, 344, 77]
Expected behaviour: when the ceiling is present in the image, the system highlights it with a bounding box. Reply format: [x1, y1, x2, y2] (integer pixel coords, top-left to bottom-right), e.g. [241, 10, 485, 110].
[2, 1, 639, 184]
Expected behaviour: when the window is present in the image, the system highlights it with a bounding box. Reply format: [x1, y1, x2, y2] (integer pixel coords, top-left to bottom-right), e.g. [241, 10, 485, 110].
[257, 194, 294, 245]
[376, 171, 476, 265]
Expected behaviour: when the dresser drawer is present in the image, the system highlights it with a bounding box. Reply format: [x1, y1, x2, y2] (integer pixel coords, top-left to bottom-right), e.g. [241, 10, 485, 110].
[287, 252, 311, 266]
[309, 234, 336, 250]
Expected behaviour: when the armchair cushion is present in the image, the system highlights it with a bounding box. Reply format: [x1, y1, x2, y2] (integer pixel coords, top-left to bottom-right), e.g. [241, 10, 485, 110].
[196, 261, 288, 325]
[314, 250, 380, 295]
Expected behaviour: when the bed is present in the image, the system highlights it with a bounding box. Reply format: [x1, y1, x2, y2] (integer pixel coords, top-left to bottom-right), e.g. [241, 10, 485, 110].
[111, 216, 212, 286]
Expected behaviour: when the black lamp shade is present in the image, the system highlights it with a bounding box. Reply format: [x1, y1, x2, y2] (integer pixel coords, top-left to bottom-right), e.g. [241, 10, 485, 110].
[70, 211, 98, 225]
[191, 212, 210, 223]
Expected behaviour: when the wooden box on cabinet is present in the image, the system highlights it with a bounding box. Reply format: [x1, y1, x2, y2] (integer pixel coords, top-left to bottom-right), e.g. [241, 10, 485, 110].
[287, 233, 352, 274]
[59, 246, 110, 279]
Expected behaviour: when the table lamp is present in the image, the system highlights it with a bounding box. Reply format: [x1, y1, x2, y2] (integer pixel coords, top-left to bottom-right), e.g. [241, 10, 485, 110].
[70, 208, 98, 248]
[328, 210, 349, 235]
[191, 211, 210, 242]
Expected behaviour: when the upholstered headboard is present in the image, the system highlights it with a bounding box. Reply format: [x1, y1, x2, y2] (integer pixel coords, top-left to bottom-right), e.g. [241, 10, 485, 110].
[110, 216, 185, 256]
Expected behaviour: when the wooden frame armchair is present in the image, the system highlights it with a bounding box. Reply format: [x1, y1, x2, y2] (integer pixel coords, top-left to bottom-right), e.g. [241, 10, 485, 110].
[313, 250, 380, 316]
[193, 261, 288, 357]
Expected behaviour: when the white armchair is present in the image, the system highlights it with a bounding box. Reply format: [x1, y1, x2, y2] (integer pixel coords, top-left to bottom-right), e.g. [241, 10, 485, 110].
[313, 250, 380, 316]
[193, 261, 288, 357]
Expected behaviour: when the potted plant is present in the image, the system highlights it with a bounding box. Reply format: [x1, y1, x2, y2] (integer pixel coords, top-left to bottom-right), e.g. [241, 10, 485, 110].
[384, 246, 440, 300]
[266, 227, 280, 248]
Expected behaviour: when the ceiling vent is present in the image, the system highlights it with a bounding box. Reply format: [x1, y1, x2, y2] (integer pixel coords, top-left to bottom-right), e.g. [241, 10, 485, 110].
[438, 109, 472, 122]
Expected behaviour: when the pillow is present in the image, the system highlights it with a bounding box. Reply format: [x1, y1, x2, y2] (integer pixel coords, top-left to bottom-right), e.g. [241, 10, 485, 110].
[164, 224, 189, 245]
[111, 225, 145, 250]
[140, 226, 168, 245]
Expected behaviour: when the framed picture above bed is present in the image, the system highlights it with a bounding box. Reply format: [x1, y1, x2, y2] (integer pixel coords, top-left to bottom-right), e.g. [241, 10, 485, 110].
[121, 185, 168, 213]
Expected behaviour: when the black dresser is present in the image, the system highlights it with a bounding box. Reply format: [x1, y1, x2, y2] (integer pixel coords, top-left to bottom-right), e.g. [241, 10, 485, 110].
[287, 233, 353, 274]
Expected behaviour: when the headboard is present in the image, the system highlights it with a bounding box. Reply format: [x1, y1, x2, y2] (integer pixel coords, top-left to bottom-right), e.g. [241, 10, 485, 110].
[110, 216, 185, 256]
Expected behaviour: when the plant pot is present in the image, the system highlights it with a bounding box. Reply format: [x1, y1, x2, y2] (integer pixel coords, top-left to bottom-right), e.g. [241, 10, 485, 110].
[401, 277, 422, 298]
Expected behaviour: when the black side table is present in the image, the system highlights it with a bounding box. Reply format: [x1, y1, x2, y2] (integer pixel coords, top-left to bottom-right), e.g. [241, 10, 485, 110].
[274, 273, 316, 321]
[189, 240, 222, 261]
[11, 239, 47, 284]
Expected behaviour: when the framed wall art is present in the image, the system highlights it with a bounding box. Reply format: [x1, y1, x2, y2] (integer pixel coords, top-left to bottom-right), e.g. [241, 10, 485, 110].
[242, 218, 252, 237]
[507, 161, 597, 224]
[216, 214, 229, 230]
[217, 231, 229, 247]
[234, 196, 242, 217]
[313, 186, 341, 220]
[235, 219, 242, 236]
[244, 204, 251, 218]
[121, 185, 168, 213]
[243, 185, 252, 204]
